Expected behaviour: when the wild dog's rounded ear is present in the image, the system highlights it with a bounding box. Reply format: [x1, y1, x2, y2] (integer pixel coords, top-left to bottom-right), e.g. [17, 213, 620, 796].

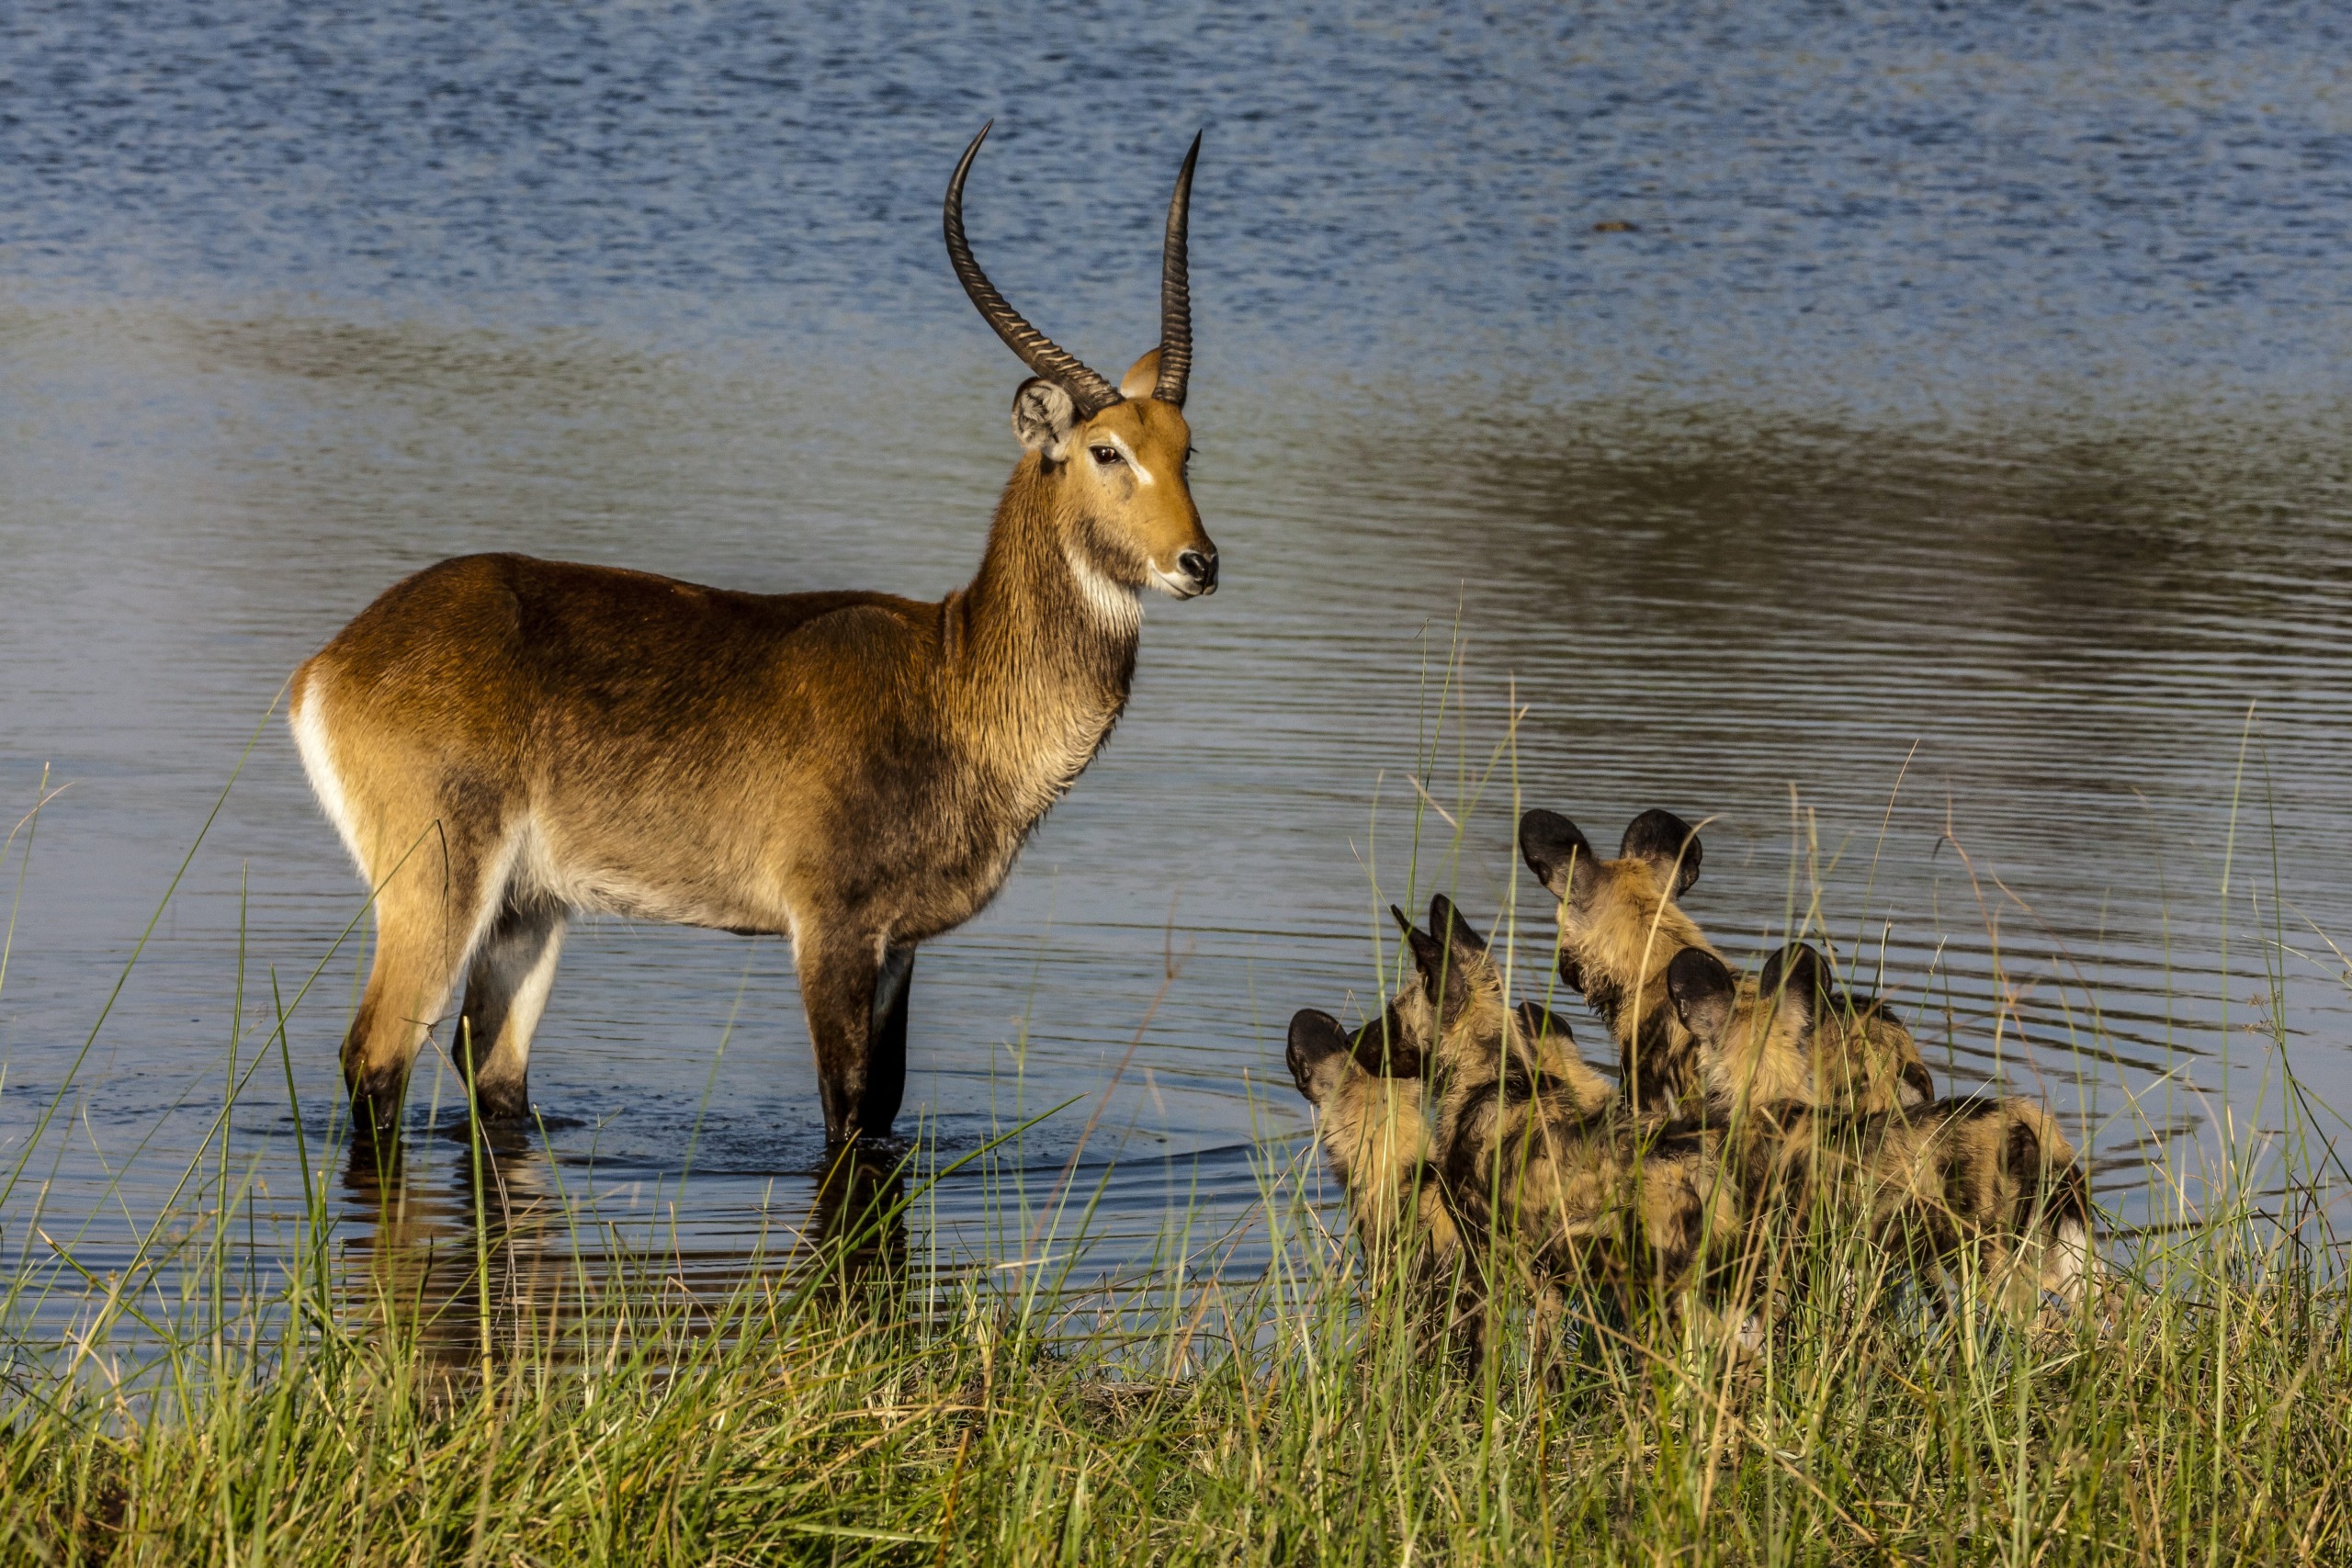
[1388, 904, 1414, 935]
[1520, 809, 1600, 904]
[1665, 947, 1737, 1045]
[1512, 1000, 1577, 1048]
[1348, 1005, 1423, 1079]
[1404, 923, 1445, 989]
[1012, 377, 1080, 459]
[1620, 809, 1702, 897]
[1758, 944, 1833, 1023]
[1286, 1009, 1351, 1100]
[1427, 893, 1487, 957]
[1403, 919, 1477, 1018]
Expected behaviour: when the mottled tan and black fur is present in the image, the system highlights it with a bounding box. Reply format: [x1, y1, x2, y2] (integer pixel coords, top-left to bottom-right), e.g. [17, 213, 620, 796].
[1394, 901, 1754, 1356]
[1402, 895, 1613, 1165]
[1286, 1009, 1461, 1272]
[1517, 808, 1719, 1116]
[294, 130, 1219, 1144]
[1669, 947, 2096, 1322]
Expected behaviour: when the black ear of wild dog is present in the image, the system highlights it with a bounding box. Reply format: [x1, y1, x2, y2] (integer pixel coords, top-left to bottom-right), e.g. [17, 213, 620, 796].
[1519, 809, 1597, 901]
[1758, 943, 1833, 1019]
[1665, 946, 1737, 1045]
[1349, 1007, 1423, 1080]
[1403, 919, 1479, 1019]
[1619, 808, 1702, 897]
[1286, 1009, 1352, 1101]
[1511, 999, 1577, 1048]
[1404, 923, 1445, 989]
[1388, 903, 1414, 935]
[1427, 893, 1487, 956]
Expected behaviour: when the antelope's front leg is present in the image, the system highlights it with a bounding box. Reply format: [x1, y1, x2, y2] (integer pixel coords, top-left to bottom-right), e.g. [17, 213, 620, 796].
[796, 928, 913, 1145]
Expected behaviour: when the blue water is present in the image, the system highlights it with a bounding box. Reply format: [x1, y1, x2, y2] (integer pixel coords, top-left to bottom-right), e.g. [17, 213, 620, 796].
[5, 1, 2350, 1349]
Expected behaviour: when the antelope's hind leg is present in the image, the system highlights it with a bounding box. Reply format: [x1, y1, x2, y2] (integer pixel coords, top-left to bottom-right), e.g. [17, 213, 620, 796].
[455, 897, 568, 1122]
[342, 828, 508, 1137]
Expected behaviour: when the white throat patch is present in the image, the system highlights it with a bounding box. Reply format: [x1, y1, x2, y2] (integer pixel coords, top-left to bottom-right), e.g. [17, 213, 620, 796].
[1065, 543, 1143, 630]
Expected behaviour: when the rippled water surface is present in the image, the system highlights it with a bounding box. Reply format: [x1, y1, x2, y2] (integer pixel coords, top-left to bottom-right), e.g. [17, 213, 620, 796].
[5, 2, 2351, 1345]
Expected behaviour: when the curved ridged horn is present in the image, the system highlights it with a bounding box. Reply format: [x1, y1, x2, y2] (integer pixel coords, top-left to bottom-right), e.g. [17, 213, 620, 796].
[1153, 132, 1201, 407]
[944, 122, 1122, 418]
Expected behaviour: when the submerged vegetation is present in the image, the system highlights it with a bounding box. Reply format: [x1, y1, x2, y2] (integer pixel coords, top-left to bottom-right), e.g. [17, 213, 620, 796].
[5, 719, 2350, 1565]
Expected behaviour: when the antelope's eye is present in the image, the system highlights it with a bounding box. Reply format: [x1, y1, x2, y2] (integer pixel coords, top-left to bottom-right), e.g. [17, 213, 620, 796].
[1089, 445, 1123, 467]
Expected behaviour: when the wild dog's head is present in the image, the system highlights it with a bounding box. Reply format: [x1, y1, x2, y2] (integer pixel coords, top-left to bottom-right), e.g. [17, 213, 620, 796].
[1288, 1007, 1362, 1110]
[1666, 943, 1935, 1115]
[1393, 896, 1614, 1115]
[1821, 992, 1934, 1114]
[1518, 808, 1715, 1112]
[1286, 1009, 1455, 1256]
[1664, 945, 1821, 1111]
[1398, 894, 1511, 1066]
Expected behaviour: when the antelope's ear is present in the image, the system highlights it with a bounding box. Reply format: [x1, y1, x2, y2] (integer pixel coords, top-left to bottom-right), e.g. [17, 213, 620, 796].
[1666, 947, 1736, 1046]
[1287, 1010, 1352, 1103]
[1759, 944, 1832, 1027]
[1119, 348, 1163, 400]
[1521, 809, 1600, 905]
[1427, 893, 1487, 958]
[1012, 378, 1079, 459]
[1620, 808, 1702, 898]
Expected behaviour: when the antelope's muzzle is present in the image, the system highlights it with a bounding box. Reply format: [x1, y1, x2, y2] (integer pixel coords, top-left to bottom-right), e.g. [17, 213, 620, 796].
[1178, 547, 1218, 595]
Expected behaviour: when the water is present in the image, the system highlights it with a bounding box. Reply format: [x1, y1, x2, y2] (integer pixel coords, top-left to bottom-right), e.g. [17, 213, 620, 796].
[6, 2, 2352, 1349]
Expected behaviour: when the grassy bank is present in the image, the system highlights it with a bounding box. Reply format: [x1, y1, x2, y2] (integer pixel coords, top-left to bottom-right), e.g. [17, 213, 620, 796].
[6, 736, 2350, 1564]
[3, 1110, 2347, 1565]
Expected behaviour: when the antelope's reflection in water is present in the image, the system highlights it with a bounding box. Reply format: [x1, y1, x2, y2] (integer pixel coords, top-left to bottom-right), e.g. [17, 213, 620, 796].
[336, 1128, 909, 1368]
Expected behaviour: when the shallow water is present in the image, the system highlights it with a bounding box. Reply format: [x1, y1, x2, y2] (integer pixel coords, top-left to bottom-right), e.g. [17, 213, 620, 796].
[6, 2, 2352, 1348]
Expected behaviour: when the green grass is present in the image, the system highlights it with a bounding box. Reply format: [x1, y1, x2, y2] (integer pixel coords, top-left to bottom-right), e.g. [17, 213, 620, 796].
[1, 1117, 2347, 1565]
[5, 705, 2351, 1564]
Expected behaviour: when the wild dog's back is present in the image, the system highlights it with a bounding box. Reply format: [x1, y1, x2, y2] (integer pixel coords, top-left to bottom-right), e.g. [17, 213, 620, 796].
[1669, 948, 2094, 1319]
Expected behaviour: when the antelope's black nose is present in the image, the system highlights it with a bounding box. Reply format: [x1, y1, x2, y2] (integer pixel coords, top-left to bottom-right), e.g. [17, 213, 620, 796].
[1178, 548, 1218, 593]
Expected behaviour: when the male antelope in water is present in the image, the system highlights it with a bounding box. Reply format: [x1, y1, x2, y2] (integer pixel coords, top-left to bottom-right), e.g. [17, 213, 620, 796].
[292, 126, 1218, 1145]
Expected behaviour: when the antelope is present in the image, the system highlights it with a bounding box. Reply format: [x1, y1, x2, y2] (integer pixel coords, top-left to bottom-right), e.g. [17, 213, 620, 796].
[291, 125, 1219, 1145]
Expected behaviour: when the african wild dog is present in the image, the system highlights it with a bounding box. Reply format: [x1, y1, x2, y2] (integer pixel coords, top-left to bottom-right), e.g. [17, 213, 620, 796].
[1667, 946, 2096, 1323]
[1390, 900, 1758, 1358]
[1287, 1009, 1461, 1271]
[1282, 894, 1601, 1303]
[1518, 807, 1934, 1119]
[1402, 895, 1613, 1147]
